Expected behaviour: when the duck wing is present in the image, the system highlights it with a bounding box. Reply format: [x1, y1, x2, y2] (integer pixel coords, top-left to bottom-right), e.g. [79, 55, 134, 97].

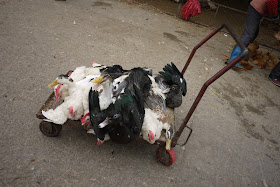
[101, 64, 127, 79]
[126, 68, 151, 99]
[108, 85, 144, 143]
[88, 89, 107, 141]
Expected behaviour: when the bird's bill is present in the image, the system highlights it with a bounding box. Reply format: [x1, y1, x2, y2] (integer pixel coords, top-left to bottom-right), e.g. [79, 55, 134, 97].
[162, 88, 170, 94]
[48, 80, 59, 87]
[98, 118, 109, 128]
[165, 139, 171, 150]
[92, 76, 103, 83]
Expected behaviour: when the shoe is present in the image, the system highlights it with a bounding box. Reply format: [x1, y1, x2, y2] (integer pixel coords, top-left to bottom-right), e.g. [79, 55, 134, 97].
[269, 76, 280, 87]
[226, 45, 245, 70]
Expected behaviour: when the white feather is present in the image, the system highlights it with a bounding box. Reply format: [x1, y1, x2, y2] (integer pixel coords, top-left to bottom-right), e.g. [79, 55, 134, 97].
[141, 108, 164, 144]
[70, 66, 86, 82]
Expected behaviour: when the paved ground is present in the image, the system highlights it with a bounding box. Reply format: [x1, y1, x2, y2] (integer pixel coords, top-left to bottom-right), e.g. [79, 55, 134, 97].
[0, 0, 279, 186]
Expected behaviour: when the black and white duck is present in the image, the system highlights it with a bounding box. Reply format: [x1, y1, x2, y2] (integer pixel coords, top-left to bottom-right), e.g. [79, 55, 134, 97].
[88, 89, 116, 145]
[141, 75, 174, 150]
[105, 85, 145, 144]
[89, 68, 150, 144]
[154, 62, 187, 108]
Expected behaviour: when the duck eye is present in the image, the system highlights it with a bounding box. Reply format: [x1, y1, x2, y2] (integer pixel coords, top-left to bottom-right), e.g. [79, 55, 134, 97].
[113, 114, 119, 119]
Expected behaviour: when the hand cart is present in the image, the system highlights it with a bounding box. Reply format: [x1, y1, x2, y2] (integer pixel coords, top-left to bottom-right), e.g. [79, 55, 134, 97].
[36, 24, 248, 166]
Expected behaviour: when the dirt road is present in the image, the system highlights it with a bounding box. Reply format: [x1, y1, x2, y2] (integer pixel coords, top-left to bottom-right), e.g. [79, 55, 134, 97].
[0, 0, 279, 186]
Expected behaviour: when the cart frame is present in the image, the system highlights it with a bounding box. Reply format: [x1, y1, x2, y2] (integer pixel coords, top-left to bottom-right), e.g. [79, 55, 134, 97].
[167, 24, 248, 148]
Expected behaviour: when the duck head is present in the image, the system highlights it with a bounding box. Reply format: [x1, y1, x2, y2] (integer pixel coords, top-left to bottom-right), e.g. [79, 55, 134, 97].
[91, 75, 103, 84]
[48, 74, 74, 87]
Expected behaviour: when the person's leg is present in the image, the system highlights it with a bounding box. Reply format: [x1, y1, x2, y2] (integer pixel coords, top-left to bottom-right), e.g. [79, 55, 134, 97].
[227, 5, 262, 69]
[240, 5, 262, 47]
[269, 62, 280, 86]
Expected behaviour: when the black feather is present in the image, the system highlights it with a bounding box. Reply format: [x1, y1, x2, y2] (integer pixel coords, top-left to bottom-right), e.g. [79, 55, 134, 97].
[161, 62, 187, 96]
[165, 85, 182, 108]
[126, 68, 152, 99]
[101, 65, 127, 79]
[89, 89, 108, 141]
[107, 85, 145, 144]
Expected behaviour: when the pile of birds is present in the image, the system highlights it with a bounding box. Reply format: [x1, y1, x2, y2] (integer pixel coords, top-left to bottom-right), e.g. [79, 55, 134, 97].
[239, 41, 279, 70]
[42, 62, 187, 150]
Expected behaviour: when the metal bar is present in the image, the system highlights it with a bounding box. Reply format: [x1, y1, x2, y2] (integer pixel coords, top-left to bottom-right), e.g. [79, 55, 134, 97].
[181, 24, 224, 75]
[173, 24, 248, 146]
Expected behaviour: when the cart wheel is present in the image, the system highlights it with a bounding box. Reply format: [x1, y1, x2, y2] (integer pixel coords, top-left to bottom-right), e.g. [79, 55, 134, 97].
[39, 121, 62, 137]
[156, 146, 176, 166]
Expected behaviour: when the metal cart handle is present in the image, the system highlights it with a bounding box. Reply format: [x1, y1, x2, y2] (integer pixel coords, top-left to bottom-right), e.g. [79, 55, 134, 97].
[172, 24, 248, 147]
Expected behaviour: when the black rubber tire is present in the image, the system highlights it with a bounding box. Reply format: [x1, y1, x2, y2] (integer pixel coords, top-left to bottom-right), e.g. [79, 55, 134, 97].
[39, 121, 62, 137]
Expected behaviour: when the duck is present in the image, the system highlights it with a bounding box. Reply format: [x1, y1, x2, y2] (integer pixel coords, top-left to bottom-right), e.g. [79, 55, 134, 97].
[100, 64, 127, 80]
[141, 75, 174, 150]
[50, 66, 96, 108]
[90, 64, 127, 110]
[42, 74, 102, 125]
[85, 61, 107, 76]
[91, 66, 150, 144]
[88, 83, 145, 144]
[52, 62, 106, 101]
[141, 108, 174, 149]
[126, 67, 152, 98]
[112, 67, 151, 99]
[88, 89, 115, 145]
[154, 62, 187, 108]
[72, 62, 107, 80]
[106, 84, 145, 144]
[141, 108, 164, 144]
[145, 75, 166, 111]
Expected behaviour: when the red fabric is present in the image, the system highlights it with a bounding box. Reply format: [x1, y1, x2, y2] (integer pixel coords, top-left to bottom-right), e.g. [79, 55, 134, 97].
[251, 0, 279, 16]
[250, 0, 267, 15]
[267, 0, 278, 17]
[182, 0, 201, 20]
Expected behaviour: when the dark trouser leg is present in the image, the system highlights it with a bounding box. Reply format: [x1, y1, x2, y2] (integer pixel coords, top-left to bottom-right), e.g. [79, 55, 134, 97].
[269, 62, 280, 79]
[240, 5, 262, 47]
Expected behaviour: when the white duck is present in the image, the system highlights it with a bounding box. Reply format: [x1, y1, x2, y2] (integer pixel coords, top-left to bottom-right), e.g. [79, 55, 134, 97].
[85, 61, 107, 76]
[51, 63, 106, 103]
[51, 66, 87, 101]
[43, 75, 102, 125]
